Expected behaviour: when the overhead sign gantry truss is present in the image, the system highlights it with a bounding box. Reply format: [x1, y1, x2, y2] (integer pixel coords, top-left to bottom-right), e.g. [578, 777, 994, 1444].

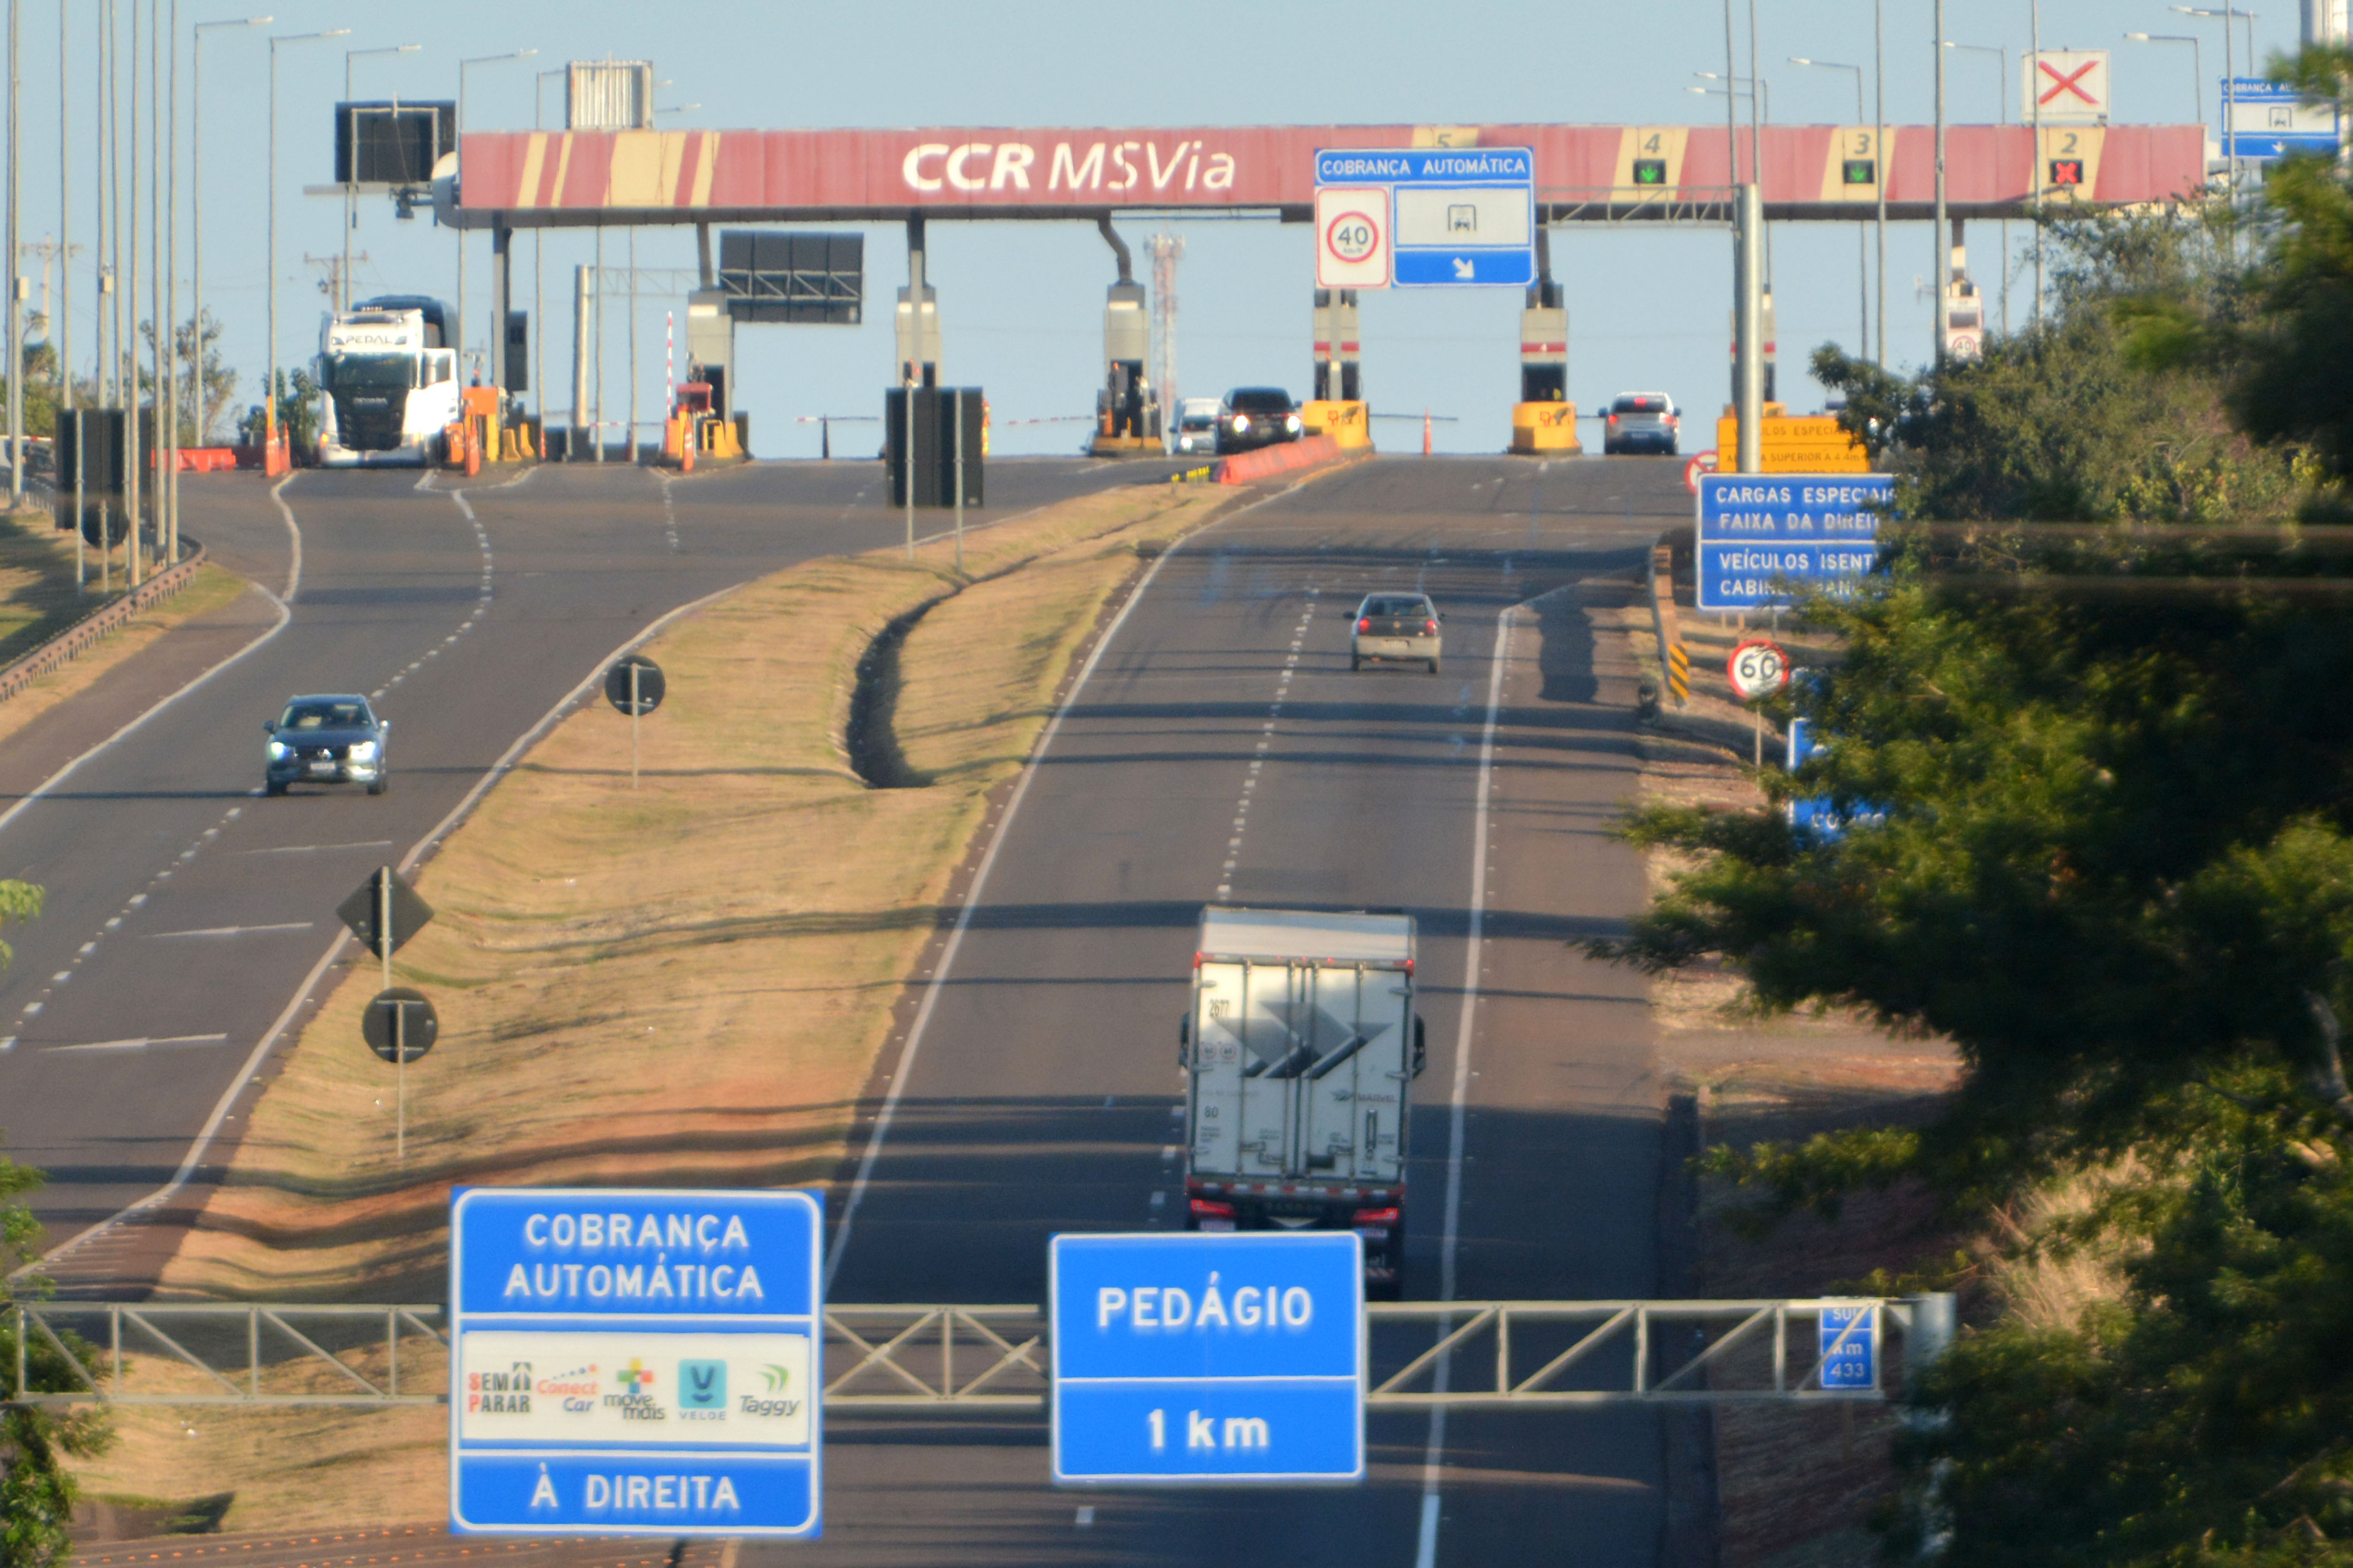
[450, 122, 2206, 228]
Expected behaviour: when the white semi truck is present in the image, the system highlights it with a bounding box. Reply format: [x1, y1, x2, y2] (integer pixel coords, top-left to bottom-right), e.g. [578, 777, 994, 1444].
[317, 297, 461, 468]
[1180, 906, 1426, 1296]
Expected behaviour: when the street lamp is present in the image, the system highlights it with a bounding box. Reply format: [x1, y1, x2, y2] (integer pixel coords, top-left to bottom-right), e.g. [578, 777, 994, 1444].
[267, 27, 348, 460]
[1943, 41, 2010, 332]
[1791, 56, 1871, 358]
[457, 49, 536, 381]
[193, 16, 268, 453]
[2172, 6, 2253, 168]
[2125, 33, 2205, 132]
[344, 43, 421, 312]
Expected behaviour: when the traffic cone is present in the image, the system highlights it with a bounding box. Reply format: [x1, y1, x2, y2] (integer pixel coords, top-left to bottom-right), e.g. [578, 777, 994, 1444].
[1423, 409, 1433, 457]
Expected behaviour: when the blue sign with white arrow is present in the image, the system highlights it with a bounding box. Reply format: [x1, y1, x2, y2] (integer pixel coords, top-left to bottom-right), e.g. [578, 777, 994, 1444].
[1315, 147, 1536, 289]
[1050, 1231, 1364, 1485]
[1817, 1301, 1881, 1393]
[449, 1187, 824, 1539]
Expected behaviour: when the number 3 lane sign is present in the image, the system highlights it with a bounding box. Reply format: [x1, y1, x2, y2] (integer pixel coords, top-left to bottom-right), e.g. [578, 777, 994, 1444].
[1316, 187, 1390, 289]
[1728, 638, 1790, 701]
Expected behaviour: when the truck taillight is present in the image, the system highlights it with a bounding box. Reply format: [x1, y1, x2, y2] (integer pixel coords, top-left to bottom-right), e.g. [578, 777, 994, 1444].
[1352, 1206, 1398, 1230]
[1357, 617, 1371, 633]
[1190, 1198, 1236, 1219]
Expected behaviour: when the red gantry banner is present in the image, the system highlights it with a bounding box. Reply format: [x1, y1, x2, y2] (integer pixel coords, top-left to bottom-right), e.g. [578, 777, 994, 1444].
[455, 123, 2206, 222]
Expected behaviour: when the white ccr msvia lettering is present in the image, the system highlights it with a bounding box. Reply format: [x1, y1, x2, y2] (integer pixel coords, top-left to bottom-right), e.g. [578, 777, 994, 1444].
[902, 144, 948, 193]
[946, 144, 993, 191]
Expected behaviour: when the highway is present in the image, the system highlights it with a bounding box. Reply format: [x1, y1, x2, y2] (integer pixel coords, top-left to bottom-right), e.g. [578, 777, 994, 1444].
[799, 455, 1690, 1564]
[0, 457, 1182, 1293]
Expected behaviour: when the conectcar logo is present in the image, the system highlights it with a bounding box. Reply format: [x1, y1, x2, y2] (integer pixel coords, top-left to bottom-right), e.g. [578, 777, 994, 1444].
[900, 139, 1236, 196]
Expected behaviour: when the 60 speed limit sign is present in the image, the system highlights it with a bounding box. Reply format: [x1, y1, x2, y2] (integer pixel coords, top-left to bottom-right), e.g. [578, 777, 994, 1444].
[1727, 638, 1790, 701]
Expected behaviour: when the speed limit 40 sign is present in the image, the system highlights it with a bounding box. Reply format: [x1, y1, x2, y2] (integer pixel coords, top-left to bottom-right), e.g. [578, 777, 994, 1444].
[1728, 638, 1790, 701]
[1316, 186, 1391, 289]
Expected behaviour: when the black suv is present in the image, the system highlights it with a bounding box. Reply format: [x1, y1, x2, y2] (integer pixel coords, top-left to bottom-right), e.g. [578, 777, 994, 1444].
[1216, 388, 1304, 455]
[265, 694, 390, 796]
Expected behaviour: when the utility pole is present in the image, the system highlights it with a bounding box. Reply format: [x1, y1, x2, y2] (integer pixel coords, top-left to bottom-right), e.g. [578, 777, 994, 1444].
[1876, 0, 1886, 364]
[56, 0, 68, 428]
[2032, 0, 2044, 324]
[1933, 0, 1950, 366]
[9, 0, 23, 508]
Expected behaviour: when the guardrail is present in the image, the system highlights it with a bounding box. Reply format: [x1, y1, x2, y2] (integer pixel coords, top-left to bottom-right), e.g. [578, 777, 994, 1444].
[0, 536, 208, 707]
[10, 1296, 1950, 1411]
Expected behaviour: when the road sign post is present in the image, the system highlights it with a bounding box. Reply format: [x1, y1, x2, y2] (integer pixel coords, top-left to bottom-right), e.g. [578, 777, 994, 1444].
[339, 867, 436, 1163]
[1050, 1231, 1364, 1485]
[1728, 637, 1791, 764]
[1696, 473, 1892, 613]
[449, 1187, 825, 1538]
[1313, 149, 1534, 290]
[605, 655, 666, 790]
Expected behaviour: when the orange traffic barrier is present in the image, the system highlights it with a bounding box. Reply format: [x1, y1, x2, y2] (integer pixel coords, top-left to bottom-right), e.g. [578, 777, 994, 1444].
[1212, 433, 1354, 486]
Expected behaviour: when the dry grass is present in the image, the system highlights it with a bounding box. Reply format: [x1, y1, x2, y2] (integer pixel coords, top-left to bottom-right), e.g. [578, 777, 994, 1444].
[0, 511, 250, 753]
[73, 480, 1232, 1532]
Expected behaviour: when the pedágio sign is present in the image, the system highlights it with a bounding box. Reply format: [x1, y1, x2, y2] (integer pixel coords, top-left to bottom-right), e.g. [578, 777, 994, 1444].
[448, 1187, 824, 1539]
[1696, 473, 1892, 611]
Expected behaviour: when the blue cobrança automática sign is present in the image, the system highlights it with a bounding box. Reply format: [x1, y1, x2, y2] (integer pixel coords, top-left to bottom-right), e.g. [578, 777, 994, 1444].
[449, 1187, 824, 1539]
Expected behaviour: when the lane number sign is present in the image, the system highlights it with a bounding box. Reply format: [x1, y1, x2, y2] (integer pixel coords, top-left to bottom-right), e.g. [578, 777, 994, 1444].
[1728, 638, 1790, 701]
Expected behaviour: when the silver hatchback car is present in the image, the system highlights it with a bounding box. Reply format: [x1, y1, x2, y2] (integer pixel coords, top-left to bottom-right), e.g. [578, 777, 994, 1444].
[1352, 593, 1443, 674]
[1603, 391, 1681, 455]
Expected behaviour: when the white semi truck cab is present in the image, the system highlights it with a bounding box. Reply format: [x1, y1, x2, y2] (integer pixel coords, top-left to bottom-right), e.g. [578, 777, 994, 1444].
[1181, 906, 1426, 1296]
[317, 297, 460, 468]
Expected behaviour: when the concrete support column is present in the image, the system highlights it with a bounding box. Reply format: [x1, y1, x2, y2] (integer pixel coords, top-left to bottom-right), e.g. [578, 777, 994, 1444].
[490, 223, 511, 394]
[1734, 184, 1765, 474]
[570, 263, 592, 460]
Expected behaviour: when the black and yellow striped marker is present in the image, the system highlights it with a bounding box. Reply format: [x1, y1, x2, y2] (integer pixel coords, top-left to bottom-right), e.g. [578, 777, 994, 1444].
[1666, 642, 1691, 702]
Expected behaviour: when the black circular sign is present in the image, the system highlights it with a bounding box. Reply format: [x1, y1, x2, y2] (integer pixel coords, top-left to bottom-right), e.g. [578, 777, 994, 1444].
[78, 506, 131, 548]
[363, 987, 438, 1064]
[604, 654, 666, 716]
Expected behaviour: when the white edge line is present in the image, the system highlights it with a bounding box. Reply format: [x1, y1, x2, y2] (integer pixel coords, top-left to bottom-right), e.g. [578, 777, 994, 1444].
[29, 572, 741, 1278]
[821, 474, 1325, 1293]
[1413, 601, 1513, 1568]
[272, 470, 304, 603]
[0, 477, 302, 845]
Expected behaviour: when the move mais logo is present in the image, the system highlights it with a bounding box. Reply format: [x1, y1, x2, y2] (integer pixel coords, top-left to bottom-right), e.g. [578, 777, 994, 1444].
[617, 1359, 657, 1396]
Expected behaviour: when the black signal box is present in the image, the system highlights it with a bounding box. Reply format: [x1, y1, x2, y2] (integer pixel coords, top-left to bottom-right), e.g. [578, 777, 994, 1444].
[1632, 158, 1667, 186]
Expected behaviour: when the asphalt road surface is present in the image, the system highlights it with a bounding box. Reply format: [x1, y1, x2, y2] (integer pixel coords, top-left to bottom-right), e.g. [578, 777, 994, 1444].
[0, 457, 1184, 1291]
[787, 454, 1692, 1564]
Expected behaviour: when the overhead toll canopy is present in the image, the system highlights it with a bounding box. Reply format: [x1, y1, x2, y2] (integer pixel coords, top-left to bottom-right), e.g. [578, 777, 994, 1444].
[449, 122, 2206, 228]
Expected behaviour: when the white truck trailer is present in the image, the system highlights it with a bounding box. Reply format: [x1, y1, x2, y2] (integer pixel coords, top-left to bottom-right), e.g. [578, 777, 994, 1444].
[316, 298, 461, 468]
[1180, 906, 1426, 1296]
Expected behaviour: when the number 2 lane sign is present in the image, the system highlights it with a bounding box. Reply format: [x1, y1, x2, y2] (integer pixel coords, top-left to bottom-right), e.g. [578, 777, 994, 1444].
[1316, 187, 1390, 289]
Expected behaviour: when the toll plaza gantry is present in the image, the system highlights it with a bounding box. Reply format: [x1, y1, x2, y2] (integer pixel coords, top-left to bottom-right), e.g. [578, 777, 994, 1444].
[445, 121, 2203, 472]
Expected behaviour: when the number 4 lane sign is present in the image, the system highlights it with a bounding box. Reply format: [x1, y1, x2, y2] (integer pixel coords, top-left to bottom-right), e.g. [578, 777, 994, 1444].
[1316, 188, 1389, 289]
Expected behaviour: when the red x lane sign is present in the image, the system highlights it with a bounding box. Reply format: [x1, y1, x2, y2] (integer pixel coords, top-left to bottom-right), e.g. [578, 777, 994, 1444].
[2024, 50, 2110, 125]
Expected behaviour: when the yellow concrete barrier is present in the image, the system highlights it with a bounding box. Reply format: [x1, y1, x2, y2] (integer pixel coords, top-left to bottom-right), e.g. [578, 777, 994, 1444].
[1714, 414, 1869, 474]
[1300, 400, 1373, 450]
[1510, 400, 1582, 455]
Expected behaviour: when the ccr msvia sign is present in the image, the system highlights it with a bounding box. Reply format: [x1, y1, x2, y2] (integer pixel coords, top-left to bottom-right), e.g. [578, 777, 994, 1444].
[1697, 472, 1893, 610]
[1051, 1231, 1364, 1485]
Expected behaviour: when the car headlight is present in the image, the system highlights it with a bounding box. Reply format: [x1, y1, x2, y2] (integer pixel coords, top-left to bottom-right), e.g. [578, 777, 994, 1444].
[350, 740, 379, 761]
[1231, 414, 1250, 432]
[267, 741, 289, 760]
[1286, 415, 1302, 433]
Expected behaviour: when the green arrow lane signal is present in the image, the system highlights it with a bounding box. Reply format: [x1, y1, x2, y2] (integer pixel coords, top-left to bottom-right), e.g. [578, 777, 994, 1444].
[1842, 159, 1877, 186]
[1632, 157, 1667, 186]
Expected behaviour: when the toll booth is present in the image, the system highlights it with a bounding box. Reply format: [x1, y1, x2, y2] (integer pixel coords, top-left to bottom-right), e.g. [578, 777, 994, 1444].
[1510, 275, 1579, 454]
[1090, 278, 1161, 455]
[1311, 290, 1361, 402]
[896, 283, 941, 387]
[685, 291, 735, 418]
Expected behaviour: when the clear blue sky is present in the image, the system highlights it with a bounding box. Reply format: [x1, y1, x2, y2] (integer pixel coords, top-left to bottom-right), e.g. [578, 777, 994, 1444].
[9, 0, 2288, 456]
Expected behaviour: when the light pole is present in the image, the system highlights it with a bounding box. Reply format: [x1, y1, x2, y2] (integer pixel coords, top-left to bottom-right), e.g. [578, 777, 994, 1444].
[267, 28, 346, 464]
[1792, 57, 1869, 357]
[2125, 33, 2206, 135]
[2174, 7, 2255, 172]
[1943, 41, 2008, 332]
[193, 15, 268, 450]
[1934, 0, 1949, 364]
[345, 44, 421, 312]
[457, 49, 536, 382]
[8, 0, 22, 507]
[534, 66, 561, 433]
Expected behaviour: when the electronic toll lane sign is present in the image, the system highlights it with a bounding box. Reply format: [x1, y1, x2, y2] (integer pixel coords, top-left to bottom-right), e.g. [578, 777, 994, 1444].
[1314, 147, 1535, 289]
[449, 1187, 824, 1539]
[1697, 473, 1893, 612]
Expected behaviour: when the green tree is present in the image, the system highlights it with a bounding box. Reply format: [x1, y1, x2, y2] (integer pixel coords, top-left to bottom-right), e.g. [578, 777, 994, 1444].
[0, 1153, 114, 1568]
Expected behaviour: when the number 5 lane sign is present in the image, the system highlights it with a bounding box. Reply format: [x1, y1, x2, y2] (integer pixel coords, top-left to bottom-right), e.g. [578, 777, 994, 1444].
[1051, 1231, 1364, 1485]
[1315, 187, 1389, 289]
